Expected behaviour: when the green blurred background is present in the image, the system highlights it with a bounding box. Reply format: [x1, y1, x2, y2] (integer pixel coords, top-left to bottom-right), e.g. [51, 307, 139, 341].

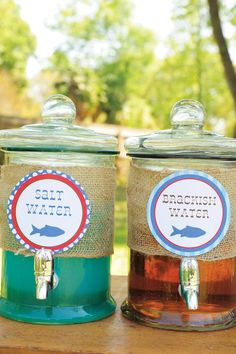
[0, 0, 236, 274]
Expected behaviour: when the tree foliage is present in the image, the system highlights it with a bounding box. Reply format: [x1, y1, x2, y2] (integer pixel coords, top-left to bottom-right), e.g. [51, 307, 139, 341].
[0, 70, 39, 118]
[0, 0, 36, 88]
[1, 0, 236, 134]
[147, 0, 236, 134]
[46, 0, 236, 134]
[208, 0, 236, 136]
[48, 0, 157, 126]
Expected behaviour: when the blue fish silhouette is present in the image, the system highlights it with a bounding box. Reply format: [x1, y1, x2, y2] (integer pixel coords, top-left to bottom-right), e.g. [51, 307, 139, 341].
[30, 225, 65, 237]
[170, 225, 206, 238]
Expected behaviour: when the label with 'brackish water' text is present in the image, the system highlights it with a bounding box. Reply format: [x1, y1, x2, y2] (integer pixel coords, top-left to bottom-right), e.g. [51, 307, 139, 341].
[7, 170, 91, 253]
[147, 170, 230, 256]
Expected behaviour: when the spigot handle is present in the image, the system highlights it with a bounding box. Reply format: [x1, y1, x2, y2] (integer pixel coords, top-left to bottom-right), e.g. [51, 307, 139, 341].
[35, 277, 50, 299]
[34, 248, 54, 277]
[34, 248, 54, 300]
[180, 257, 200, 310]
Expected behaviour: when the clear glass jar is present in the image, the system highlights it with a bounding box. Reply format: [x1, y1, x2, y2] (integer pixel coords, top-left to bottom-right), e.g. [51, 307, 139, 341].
[121, 99, 236, 331]
[0, 95, 118, 324]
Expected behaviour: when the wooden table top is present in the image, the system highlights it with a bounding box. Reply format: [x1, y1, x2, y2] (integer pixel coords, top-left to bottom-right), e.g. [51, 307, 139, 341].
[0, 276, 236, 354]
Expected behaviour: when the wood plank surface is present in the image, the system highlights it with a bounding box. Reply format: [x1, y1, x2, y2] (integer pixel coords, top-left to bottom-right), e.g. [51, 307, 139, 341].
[0, 276, 236, 354]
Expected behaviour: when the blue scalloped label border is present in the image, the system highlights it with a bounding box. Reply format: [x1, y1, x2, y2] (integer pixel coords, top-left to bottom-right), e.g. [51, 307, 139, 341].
[7, 169, 91, 254]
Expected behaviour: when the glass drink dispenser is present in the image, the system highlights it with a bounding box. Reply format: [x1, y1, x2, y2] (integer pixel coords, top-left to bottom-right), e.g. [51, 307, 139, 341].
[121, 99, 236, 331]
[0, 94, 118, 324]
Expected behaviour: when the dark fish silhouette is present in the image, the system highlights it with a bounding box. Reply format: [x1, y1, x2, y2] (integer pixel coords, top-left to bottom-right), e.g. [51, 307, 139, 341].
[170, 225, 206, 238]
[30, 225, 65, 237]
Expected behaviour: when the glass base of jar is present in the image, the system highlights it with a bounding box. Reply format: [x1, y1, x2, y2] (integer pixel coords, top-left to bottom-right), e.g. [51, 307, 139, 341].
[0, 296, 116, 324]
[121, 299, 236, 331]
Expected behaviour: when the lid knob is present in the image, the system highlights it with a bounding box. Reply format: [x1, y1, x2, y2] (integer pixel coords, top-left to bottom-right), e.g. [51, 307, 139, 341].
[170, 99, 205, 130]
[42, 94, 76, 125]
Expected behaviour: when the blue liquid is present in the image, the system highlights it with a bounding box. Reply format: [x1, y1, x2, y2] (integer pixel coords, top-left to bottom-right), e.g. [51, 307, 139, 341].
[0, 250, 116, 324]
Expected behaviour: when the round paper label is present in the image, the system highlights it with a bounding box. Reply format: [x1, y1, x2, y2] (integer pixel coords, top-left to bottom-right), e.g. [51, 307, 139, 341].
[147, 170, 230, 257]
[8, 170, 91, 253]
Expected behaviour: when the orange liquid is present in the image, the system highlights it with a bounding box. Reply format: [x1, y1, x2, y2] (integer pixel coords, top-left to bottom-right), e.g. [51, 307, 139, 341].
[122, 250, 236, 330]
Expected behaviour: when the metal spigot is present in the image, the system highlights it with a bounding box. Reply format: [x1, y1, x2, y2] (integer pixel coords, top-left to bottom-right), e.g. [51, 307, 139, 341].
[179, 257, 200, 310]
[34, 248, 56, 300]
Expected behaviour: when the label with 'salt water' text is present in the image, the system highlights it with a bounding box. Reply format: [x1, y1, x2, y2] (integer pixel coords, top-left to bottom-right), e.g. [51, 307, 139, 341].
[8, 170, 91, 253]
[147, 170, 230, 256]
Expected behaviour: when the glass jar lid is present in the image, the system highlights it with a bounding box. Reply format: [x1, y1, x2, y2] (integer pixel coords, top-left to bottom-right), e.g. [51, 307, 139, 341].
[125, 99, 236, 160]
[0, 94, 118, 154]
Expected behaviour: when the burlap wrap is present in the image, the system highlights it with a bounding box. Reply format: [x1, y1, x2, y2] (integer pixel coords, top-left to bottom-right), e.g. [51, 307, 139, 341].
[0, 164, 116, 258]
[128, 163, 236, 261]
